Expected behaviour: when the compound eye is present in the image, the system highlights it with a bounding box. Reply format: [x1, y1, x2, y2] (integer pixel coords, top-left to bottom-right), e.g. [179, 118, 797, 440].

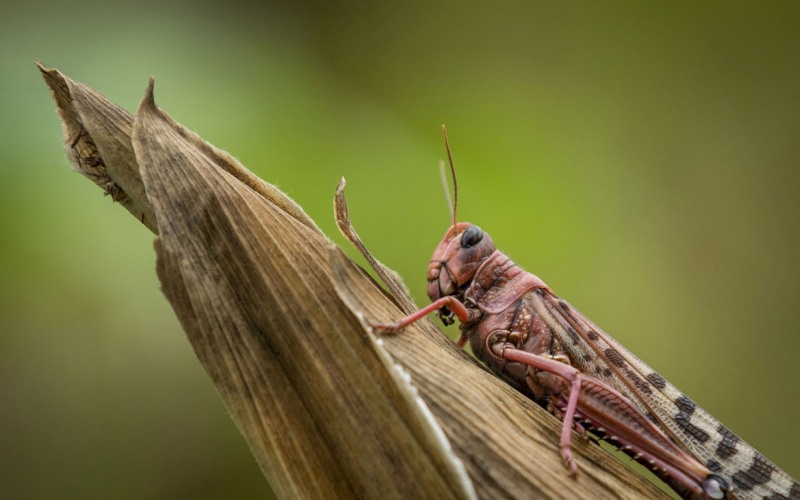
[460, 225, 484, 248]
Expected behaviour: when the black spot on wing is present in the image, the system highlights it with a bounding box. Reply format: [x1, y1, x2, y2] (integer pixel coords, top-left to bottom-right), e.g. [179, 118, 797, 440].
[731, 453, 775, 491]
[566, 326, 579, 343]
[706, 459, 722, 473]
[674, 412, 710, 443]
[715, 424, 740, 460]
[673, 395, 710, 442]
[674, 395, 697, 415]
[790, 482, 800, 500]
[602, 368, 612, 377]
[587, 330, 599, 341]
[604, 348, 625, 367]
[600, 347, 653, 394]
[626, 370, 653, 395]
[646, 372, 667, 390]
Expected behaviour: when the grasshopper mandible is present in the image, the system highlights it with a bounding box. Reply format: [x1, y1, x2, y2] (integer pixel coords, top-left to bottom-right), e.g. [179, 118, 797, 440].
[372, 126, 799, 499]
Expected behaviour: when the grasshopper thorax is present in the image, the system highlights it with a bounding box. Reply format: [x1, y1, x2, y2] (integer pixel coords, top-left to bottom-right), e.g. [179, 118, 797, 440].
[427, 222, 496, 303]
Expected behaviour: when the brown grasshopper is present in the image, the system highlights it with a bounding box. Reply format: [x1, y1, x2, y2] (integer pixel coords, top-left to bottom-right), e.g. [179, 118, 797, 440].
[373, 127, 799, 499]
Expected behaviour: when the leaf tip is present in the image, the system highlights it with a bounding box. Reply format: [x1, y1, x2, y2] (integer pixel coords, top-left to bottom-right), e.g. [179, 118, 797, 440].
[35, 60, 60, 83]
[134, 77, 158, 116]
[146, 77, 156, 102]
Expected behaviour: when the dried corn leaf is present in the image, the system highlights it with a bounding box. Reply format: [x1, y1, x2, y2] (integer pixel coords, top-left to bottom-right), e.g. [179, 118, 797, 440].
[133, 79, 476, 499]
[39, 63, 667, 499]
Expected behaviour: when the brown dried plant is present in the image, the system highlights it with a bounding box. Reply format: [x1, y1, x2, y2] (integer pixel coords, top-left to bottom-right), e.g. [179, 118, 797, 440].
[38, 62, 665, 499]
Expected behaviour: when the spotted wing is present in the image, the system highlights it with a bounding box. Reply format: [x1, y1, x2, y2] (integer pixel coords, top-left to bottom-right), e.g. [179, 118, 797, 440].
[533, 288, 798, 500]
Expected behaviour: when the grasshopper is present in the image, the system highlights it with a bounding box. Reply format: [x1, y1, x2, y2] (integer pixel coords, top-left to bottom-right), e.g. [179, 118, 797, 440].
[373, 127, 798, 499]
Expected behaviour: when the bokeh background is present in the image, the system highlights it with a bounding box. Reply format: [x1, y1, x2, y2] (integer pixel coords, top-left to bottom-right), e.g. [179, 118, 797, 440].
[2, 1, 799, 498]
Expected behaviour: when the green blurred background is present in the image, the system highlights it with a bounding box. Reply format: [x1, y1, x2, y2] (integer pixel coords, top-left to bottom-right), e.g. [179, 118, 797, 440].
[2, 1, 798, 498]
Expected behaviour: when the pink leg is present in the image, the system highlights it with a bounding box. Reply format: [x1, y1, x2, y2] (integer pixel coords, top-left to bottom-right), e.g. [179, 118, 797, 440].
[559, 378, 582, 474]
[502, 348, 582, 474]
[372, 296, 470, 334]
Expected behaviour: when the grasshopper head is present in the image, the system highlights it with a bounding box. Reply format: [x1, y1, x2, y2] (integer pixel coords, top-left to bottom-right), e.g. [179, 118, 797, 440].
[427, 222, 495, 306]
[426, 126, 495, 323]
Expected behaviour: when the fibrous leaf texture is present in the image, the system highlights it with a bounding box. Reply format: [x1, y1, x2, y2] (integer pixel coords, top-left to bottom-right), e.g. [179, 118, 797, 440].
[39, 62, 666, 499]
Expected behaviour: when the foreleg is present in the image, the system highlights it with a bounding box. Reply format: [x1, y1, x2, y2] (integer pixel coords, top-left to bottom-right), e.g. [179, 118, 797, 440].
[372, 296, 472, 334]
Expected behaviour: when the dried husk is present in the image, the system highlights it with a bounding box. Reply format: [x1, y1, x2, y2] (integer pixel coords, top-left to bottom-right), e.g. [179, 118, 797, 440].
[39, 63, 667, 499]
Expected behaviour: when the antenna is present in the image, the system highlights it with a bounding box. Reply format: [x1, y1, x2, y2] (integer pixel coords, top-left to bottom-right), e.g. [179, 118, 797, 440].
[438, 160, 453, 223]
[441, 124, 458, 227]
